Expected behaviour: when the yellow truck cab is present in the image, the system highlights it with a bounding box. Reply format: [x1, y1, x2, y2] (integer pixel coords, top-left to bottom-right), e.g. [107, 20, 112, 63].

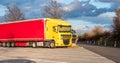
[45, 18, 72, 47]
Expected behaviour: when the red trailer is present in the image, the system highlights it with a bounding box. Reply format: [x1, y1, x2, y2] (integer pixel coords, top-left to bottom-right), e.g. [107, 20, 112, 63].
[0, 19, 45, 47]
[0, 18, 72, 48]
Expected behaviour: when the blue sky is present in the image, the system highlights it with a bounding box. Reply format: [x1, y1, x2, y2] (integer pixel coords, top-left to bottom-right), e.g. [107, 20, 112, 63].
[0, 0, 120, 34]
[0, 5, 6, 16]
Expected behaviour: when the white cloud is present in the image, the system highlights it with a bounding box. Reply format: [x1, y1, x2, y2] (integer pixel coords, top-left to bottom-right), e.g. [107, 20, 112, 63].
[73, 26, 88, 31]
[40, 3, 47, 7]
[66, 19, 97, 33]
[82, 3, 86, 6]
[24, 6, 32, 10]
[63, 6, 73, 11]
[63, 0, 82, 12]
[98, 12, 116, 18]
[90, 0, 111, 9]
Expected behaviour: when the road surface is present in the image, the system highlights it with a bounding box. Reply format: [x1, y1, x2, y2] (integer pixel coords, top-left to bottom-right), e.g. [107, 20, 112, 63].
[0, 47, 115, 63]
[79, 44, 120, 63]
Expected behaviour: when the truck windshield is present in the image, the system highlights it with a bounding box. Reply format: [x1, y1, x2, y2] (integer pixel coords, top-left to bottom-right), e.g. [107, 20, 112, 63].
[58, 25, 71, 32]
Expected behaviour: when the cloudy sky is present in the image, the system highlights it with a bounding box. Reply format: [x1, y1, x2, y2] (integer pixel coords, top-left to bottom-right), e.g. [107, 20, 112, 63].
[0, 0, 120, 34]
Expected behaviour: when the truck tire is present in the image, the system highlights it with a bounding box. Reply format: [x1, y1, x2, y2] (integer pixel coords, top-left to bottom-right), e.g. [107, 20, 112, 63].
[49, 41, 55, 48]
[0, 43, 1, 46]
[1, 42, 3, 47]
[3, 42, 6, 47]
[11, 42, 14, 47]
[32, 42, 37, 48]
[6, 42, 10, 47]
[4, 42, 6, 47]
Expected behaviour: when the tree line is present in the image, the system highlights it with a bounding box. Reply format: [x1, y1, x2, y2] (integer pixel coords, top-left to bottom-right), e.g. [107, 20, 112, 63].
[78, 8, 120, 47]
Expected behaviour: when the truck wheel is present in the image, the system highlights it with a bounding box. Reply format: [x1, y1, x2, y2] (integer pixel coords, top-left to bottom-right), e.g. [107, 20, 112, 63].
[3, 42, 6, 47]
[0, 43, 1, 46]
[6, 42, 10, 47]
[32, 42, 37, 48]
[1, 42, 3, 47]
[49, 41, 55, 48]
[4, 42, 7, 47]
[11, 42, 14, 47]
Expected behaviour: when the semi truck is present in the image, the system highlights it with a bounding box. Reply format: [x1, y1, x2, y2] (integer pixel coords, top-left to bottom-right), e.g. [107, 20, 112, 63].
[0, 18, 72, 48]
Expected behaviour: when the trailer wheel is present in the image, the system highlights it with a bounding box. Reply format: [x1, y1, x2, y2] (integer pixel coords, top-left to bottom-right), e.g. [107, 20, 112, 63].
[2, 42, 6, 47]
[32, 42, 37, 48]
[0, 43, 1, 47]
[6, 42, 10, 47]
[11, 42, 14, 47]
[49, 41, 55, 48]
[1, 42, 3, 47]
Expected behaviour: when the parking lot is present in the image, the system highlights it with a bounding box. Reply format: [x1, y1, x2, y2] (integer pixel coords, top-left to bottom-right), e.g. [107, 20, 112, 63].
[0, 47, 115, 63]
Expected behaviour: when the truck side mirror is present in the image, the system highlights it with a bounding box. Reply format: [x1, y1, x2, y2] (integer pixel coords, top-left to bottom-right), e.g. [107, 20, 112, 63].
[53, 26, 57, 32]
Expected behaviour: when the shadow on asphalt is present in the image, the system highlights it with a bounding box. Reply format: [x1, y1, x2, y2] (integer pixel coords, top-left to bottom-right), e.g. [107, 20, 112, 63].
[0, 59, 36, 63]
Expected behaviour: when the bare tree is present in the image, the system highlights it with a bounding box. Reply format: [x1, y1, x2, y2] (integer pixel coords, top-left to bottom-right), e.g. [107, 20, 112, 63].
[79, 26, 105, 42]
[4, 5, 25, 21]
[92, 26, 105, 35]
[112, 8, 120, 41]
[42, 0, 64, 19]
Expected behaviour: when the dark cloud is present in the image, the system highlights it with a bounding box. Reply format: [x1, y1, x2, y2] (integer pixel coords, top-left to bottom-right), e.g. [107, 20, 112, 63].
[64, 0, 97, 18]
[64, 0, 112, 18]
[64, 0, 120, 18]
[0, 0, 120, 19]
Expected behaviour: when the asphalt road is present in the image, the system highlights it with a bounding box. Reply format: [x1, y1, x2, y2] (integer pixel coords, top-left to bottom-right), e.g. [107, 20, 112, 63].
[79, 44, 120, 63]
[0, 47, 115, 63]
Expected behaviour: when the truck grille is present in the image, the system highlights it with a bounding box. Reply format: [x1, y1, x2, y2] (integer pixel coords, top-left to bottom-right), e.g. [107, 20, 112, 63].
[61, 34, 71, 39]
[61, 35, 71, 45]
[63, 39, 70, 45]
